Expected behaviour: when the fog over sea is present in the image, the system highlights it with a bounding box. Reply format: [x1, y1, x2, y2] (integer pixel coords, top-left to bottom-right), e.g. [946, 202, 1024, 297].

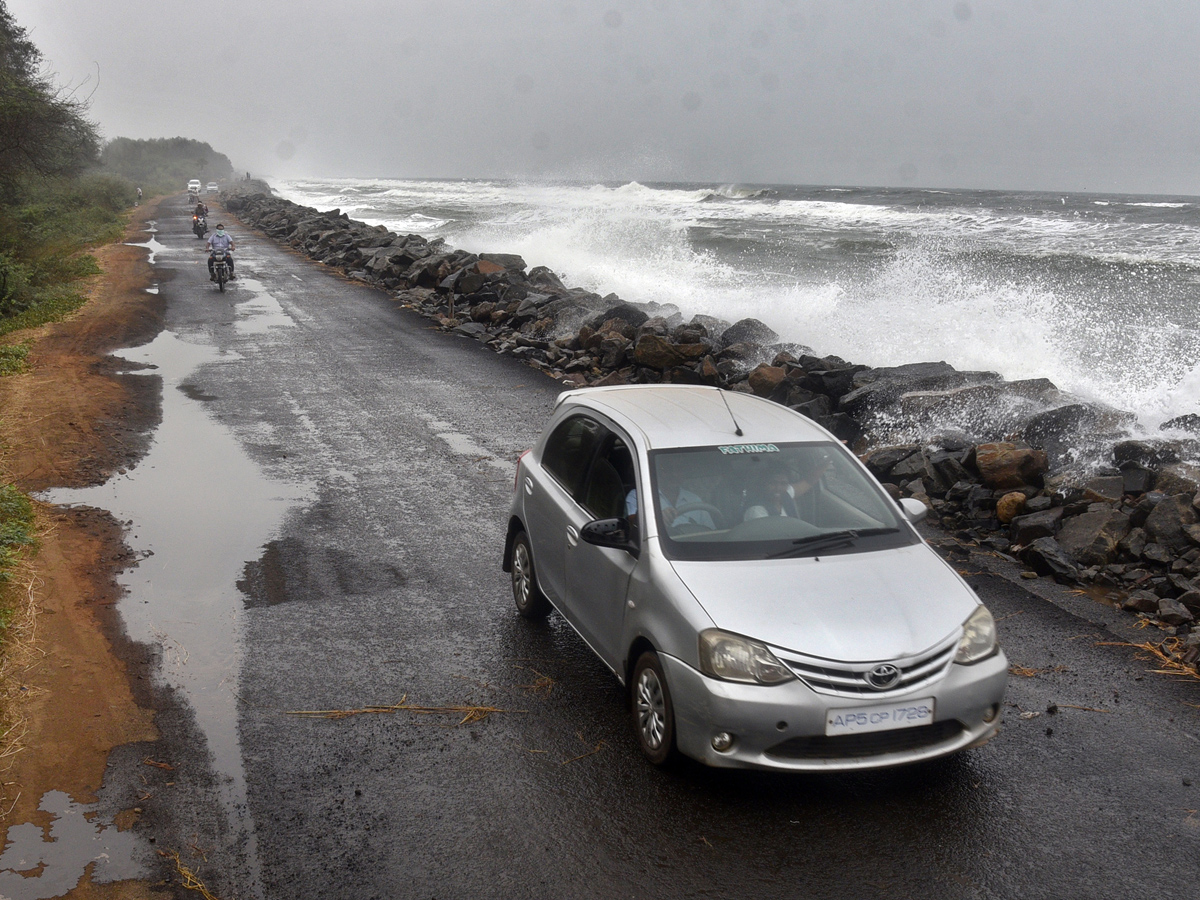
[274, 178, 1200, 435]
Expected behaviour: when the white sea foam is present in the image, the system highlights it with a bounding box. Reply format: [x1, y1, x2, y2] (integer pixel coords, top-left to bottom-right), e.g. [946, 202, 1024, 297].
[274, 178, 1200, 431]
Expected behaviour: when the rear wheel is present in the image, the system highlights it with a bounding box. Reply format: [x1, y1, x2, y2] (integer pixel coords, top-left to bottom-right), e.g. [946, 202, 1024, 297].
[632, 651, 677, 766]
[511, 531, 550, 619]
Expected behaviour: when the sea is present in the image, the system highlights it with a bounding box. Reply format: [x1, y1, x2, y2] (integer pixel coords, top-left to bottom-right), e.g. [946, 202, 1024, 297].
[273, 178, 1200, 437]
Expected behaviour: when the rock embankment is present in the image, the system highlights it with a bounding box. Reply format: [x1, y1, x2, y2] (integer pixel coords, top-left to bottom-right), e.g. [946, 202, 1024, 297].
[224, 186, 1200, 673]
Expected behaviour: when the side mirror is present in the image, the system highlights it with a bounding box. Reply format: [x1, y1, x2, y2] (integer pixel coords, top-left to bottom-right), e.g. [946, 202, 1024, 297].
[898, 497, 928, 524]
[580, 517, 640, 557]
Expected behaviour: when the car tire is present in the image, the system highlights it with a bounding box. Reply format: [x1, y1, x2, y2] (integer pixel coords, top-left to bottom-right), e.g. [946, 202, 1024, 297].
[632, 651, 678, 766]
[511, 531, 551, 619]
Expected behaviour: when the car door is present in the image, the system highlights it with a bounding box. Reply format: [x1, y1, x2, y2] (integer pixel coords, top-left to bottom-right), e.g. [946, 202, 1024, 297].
[563, 430, 640, 671]
[522, 414, 605, 605]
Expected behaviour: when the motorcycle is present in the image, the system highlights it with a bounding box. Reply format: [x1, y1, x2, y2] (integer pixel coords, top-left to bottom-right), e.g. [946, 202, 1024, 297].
[211, 249, 231, 292]
[192, 214, 207, 239]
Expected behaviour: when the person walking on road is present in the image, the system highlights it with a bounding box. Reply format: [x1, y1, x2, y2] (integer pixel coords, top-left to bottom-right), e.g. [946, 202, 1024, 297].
[206, 224, 236, 280]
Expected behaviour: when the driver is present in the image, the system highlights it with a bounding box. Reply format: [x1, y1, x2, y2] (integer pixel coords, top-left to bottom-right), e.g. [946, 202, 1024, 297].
[206, 224, 236, 280]
[626, 475, 715, 531]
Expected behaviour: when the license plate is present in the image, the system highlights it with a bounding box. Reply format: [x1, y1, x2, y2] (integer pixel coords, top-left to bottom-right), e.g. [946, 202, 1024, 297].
[825, 698, 935, 736]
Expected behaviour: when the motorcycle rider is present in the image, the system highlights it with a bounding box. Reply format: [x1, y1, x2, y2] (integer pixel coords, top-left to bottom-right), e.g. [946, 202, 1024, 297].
[206, 224, 236, 280]
[194, 200, 208, 218]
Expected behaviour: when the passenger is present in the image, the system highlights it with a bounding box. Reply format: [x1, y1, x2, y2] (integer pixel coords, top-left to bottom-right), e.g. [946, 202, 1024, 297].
[743, 464, 799, 521]
[789, 452, 831, 501]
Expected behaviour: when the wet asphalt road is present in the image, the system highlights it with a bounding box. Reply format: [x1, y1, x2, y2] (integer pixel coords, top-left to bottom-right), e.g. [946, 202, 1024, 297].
[118, 195, 1200, 900]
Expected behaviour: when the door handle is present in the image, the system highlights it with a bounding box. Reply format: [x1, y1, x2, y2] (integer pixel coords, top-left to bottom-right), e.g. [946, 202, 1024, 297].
[566, 525, 579, 548]
[523, 476, 533, 496]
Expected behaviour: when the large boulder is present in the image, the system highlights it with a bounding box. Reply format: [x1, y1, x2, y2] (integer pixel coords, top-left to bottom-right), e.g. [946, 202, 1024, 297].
[861, 445, 920, 481]
[717, 318, 779, 349]
[1055, 508, 1131, 567]
[586, 304, 650, 332]
[632, 334, 709, 369]
[838, 363, 999, 418]
[1010, 508, 1064, 545]
[1143, 493, 1199, 554]
[973, 443, 1049, 490]
[747, 364, 788, 397]
[1020, 537, 1079, 581]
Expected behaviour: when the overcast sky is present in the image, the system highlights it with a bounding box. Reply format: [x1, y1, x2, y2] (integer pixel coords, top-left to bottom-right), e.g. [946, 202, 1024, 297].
[9, 0, 1200, 194]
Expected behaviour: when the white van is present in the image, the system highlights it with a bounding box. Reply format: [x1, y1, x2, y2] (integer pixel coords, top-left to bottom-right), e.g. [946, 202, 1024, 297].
[187, 179, 202, 194]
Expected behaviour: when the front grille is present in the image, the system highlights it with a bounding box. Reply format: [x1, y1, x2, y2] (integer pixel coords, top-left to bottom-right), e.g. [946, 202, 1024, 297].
[774, 634, 958, 698]
[766, 720, 965, 760]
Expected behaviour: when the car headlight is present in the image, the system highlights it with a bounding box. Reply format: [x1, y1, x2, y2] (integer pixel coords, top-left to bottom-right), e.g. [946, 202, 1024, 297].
[699, 629, 796, 685]
[954, 605, 998, 664]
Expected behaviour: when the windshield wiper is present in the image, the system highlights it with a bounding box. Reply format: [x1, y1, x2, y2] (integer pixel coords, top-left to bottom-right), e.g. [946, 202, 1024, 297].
[767, 527, 900, 559]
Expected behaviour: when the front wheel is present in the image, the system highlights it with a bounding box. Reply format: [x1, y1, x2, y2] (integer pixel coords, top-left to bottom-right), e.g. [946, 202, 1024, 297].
[217, 269, 226, 292]
[632, 651, 678, 766]
[511, 531, 550, 619]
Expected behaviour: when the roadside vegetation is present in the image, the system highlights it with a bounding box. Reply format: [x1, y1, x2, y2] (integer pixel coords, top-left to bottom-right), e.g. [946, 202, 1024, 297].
[101, 136, 234, 197]
[0, 0, 237, 747]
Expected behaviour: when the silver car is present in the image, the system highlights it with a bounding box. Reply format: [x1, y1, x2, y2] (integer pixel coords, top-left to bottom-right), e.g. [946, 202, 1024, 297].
[504, 385, 1007, 771]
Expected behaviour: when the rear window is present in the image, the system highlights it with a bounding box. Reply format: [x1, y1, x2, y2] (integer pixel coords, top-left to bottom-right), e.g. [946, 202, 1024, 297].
[649, 441, 916, 561]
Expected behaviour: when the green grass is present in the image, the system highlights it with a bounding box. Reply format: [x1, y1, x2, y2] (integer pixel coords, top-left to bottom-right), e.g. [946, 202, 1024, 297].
[0, 484, 35, 594]
[0, 284, 90, 338]
[0, 341, 30, 376]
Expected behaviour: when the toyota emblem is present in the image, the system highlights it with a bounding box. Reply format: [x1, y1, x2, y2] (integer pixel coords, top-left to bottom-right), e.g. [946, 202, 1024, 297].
[866, 664, 901, 690]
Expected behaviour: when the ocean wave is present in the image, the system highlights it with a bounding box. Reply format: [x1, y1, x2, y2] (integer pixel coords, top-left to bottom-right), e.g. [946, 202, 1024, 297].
[274, 177, 1200, 429]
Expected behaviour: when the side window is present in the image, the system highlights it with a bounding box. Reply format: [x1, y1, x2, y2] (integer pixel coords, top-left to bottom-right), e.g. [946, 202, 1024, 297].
[581, 435, 638, 524]
[541, 416, 604, 498]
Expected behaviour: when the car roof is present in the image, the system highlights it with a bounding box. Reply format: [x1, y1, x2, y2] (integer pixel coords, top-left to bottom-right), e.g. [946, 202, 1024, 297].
[557, 384, 832, 450]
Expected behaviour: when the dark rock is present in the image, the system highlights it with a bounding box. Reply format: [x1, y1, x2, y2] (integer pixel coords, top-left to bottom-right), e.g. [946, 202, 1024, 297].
[1020, 537, 1078, 581]
[791, 395, 832, 421]
[1143, 493, 1199, 554]
[1119, 527, 1148, 560]
[1082, 476, 1125, 503]
[479, 252, 527, 272]
[1129, 492, 1166, 529]
[861, 446, 920, 480]
[1178, 590, 1200, 616]
[1055, 508, 1130, 567]
[1155, 465, 1200, 496]
[598, 335, 631, 369]
[1026, 495, 1054, 513]
[1122, 590, 1161, 613]
[1161, 414, 1200, 435]
[819, 413, 864, 445]
[1157, 597, 1195, 626]
[1115, 439, 1179, 468]
[718, 318, 780, 349]
[632, 334, 709, 369]
[1022, 403, 1136, 466]
[1010, 509, 1064, 545]
[1142, 543, 1173, 565]
[586, 304, 650, 332]
[527, 266, 567, 292]
[1120, 464, 1156, 496]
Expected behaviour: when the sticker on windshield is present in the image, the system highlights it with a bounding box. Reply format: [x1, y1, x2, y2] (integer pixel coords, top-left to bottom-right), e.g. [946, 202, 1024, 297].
[717, 443, 780, 455]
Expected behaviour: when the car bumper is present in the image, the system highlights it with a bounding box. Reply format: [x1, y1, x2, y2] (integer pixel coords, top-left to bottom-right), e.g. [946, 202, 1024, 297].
[661, 649, 1008, 772]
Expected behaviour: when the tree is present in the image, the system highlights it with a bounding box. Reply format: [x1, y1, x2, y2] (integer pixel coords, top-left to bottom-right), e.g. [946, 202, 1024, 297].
[0, 2, 100, 191]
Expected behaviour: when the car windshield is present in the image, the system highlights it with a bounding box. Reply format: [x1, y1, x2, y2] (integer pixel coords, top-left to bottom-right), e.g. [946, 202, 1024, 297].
[648, 441, 917, 561]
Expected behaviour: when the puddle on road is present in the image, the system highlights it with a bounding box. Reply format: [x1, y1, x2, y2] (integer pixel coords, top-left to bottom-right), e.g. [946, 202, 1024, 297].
[124, 222, 168, 265]
[0, 791, 144, 900]
[232, 277, 296, 334]
[32, 318, 312, 894]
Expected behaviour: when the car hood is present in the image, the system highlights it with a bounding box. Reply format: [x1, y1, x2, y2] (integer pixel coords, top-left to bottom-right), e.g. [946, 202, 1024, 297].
[670, 544, 977, 662]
